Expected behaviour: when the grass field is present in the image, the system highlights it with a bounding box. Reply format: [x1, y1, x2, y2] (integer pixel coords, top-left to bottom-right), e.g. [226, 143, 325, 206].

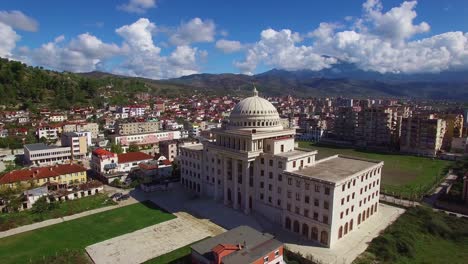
[0, 201, 175, 264]
[0, 193, 116, 231]
[143, 237, 209, 264]
[353, 206, 468, 264]
[298, 141, 452, 199]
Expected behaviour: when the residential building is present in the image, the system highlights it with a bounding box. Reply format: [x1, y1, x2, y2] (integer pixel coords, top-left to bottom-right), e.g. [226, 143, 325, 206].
[400, 116, 446, 157]
[24, 143, 72, 166]
[115, 121, 159, 135]
[61, 132, 89, 159]
[180, 88, 383, 247]
[117, 152, 153, 173]
[333, 107, 359, 141]
[112, 130, 181, 146]
[159, 140, 178, 161]
[49, 114, 67, 122]
[355, 106, 400, 148]
[36, 126, 60, 140]
[0, 164, 87, 188]
[191, 225, 285, 264]
[63, 122, 99, 139]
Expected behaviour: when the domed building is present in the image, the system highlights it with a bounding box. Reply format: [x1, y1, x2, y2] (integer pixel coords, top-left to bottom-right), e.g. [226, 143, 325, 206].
[179, 87, 384, 248]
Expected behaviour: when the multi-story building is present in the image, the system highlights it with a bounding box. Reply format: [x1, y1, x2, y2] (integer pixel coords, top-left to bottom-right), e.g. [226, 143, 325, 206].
[112, 130, 181, 146]
[63, 122, 99, 139]
[49, 114, 67, 123]
[400, 116, 447, 157]
[24, 143, 72, 166]
[61, 132, 89, 160]
[159, 140, 178, 161]
[117, 152, 154, 173]
[0, 164, 87, 188]
[355, 106, 400, 148]
[333, 107, 359, 141]
[180, 88, 383, 248]
[115, 121, 159, 135]
[191, 225, 285, 264]
[36, 126, 60, 140]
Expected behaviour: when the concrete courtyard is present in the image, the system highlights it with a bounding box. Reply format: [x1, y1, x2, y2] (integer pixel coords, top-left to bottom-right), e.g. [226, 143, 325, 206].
[87, 184, 404, 264]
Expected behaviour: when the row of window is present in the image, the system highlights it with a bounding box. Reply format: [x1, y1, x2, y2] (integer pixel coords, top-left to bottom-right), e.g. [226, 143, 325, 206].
[287, 177, 331, 194]
[30, 150, 71, 158]
[341, 167, 381, 192]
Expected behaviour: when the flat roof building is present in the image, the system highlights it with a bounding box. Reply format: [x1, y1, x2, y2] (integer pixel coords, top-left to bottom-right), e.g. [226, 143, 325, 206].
[24, 143, 72, 166]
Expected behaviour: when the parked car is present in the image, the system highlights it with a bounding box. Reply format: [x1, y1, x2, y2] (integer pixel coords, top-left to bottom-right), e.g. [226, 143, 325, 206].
[117, 194, 130, 201]
[111, 192, 123, 199]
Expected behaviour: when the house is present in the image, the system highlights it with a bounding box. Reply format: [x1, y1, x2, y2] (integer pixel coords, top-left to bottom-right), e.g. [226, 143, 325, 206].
[24, 143, 72, 166]
[190, 225, 285, 264]
[117, 152, 153, 173]
[0, 164, 87, 188]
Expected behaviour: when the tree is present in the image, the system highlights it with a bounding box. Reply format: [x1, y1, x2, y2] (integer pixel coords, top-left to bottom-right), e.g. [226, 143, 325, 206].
[31, 196, 52, 214]
[110, 143, 124, 154]
[128, 144, 139, 152]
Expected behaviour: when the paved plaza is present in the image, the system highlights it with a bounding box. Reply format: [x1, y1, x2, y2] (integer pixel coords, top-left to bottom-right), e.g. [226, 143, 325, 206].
[85, 211, 225, 264]
[84, 185, 403, 264]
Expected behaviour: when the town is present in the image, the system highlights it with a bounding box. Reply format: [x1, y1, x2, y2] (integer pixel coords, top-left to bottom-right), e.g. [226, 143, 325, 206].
[1, 0, 468, 263]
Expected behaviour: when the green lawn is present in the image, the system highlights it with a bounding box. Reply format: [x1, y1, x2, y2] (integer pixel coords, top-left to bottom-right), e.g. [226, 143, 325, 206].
[0, 193, 117, 231]
[298, 141, 452, 199]
[0, 201, 176, 264]
[143, 237, 209, 264]
[353, 206, 468, 264]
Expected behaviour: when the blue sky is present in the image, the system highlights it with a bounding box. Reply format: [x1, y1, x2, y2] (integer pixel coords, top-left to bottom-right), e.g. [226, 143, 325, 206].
[0, 0, 467, 79]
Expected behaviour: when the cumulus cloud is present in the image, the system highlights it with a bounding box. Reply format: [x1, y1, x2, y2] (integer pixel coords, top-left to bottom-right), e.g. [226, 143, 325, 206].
[24, 33, 124, 72]
[235, 28, 337, 75]
[0, 10, 38, 32]
[169, 18, 216, 45]
[0, 22, 20, 57]
[215, 39, 242, 53]
[118, 0, 156, 14]
[236, 0, 468, 74]
[115, 18, 202, 79]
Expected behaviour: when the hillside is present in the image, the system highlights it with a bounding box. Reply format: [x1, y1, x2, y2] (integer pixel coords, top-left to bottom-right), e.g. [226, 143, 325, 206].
[1, 57, 468, 111]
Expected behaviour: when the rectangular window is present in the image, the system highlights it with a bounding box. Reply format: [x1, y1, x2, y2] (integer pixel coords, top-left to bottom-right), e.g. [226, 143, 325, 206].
[281, 144, 284, 152]
[325, 187, 330, 195]
[304, 209, 309, 217]
[296, 180, 301, 187]
[313, 212, 318, 220]
[260, 182, 264, 188]
[278, 174, 282, 181]
[269, 159, 273, 166]
[268, 184, 272, 191]
[278, 161, 283, 169]
[287, 203, 291, 211]
[305, 195, 310, 203]
[295, 206, 300, 214]
[314, 199, 319, 206]
[277, 187, 282, 194]
[323, 215, 328, 224]
[305, 182, 310, 190]
[315, 184, 320, 193]
[287, 191, 292, 198]
[269, 172, 273, 179]
[324, 201, 329, 210]
[295, 193, 300, 201]
[293, 161, 296, 167]
[261, 170, 264, 176]
[288, 178, 292, 185]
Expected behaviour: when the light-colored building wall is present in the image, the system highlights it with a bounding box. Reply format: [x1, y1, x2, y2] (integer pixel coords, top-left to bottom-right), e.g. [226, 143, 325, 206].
[116, 121, 159, 135]
[24, 144, 72, 166]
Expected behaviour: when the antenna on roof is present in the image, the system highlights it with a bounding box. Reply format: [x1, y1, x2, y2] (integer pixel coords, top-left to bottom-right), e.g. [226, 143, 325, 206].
[252, 83, 258, 97]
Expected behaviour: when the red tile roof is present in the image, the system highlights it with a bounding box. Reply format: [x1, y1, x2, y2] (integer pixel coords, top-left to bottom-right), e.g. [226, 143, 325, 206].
[92, 148, 116, 157]
[118, 152, 153, 163]
[0, 164, 87, 184]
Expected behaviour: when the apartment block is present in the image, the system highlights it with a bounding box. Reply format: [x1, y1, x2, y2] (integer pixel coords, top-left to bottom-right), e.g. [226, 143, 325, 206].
[400, 116, 446, 157]
[355, 107, 400, 148]
[333, 107, 359, 141]
[115, 121, 159, 135]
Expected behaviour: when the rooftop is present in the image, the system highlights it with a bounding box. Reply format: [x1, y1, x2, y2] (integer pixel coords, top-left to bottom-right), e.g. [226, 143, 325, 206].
[181, 144, 204, 151]
[24, 143, 65, 151]
[275, 149, 316, 158]
[118, 152, 153, 163]
[191, 226, 282, 264]
[0, 164, 87, 185]
[290, 155, 382, 183]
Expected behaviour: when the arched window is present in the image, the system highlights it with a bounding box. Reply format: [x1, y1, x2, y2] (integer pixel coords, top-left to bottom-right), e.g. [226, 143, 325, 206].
[285, 217, 291, 230]
[320, 231, 328, 245]
[358, 213, 361, 225]
[293, 220, 300, 233]
[344, 222, 348, 235]
[338, 226, 343, 239]
[311, 227, 318, 240]
[350, 219, 354, 231]
[302, 223, 309, 238]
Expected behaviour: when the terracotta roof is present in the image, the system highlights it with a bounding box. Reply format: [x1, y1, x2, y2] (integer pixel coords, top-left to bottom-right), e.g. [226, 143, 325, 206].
[0, 164, 87, 184]
[92, 148, 115, 157]
[118, 152, 153, 163]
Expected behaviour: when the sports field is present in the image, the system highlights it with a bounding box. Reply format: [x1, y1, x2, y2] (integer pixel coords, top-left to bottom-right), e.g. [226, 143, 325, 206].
[298, 141, 451, 199]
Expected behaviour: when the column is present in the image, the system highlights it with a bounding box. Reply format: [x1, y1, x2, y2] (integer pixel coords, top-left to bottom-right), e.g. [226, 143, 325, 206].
[244, 160, 251, 214]
[233, 158, 239, 210]
[214, 155, 219, 201]
[223, 157, 229, 206]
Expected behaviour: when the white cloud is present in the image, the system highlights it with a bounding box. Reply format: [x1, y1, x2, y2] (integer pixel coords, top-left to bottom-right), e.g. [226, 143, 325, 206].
[0, 10, 38, 32]
[115, 18, 202, 79]
[25, 33, 124, 72]
[118, 0, 156, 14]
[215, 39, 242, 53]
[235, 28, 337, 74]
[0, 22, 20, 57]
[237, 0, 468, 74]
[169, 18, 216, 45]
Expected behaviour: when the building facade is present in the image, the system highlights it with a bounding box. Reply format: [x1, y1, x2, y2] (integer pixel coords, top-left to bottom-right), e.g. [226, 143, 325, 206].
[115, 121, 159, 135]
[24, 143, 72, 166]
[400, 116, 446, 157]
[180, 88, 383, 248]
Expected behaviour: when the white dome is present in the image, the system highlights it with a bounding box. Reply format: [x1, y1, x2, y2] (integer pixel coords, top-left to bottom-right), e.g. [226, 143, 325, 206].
[228, 87, 283, 131]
